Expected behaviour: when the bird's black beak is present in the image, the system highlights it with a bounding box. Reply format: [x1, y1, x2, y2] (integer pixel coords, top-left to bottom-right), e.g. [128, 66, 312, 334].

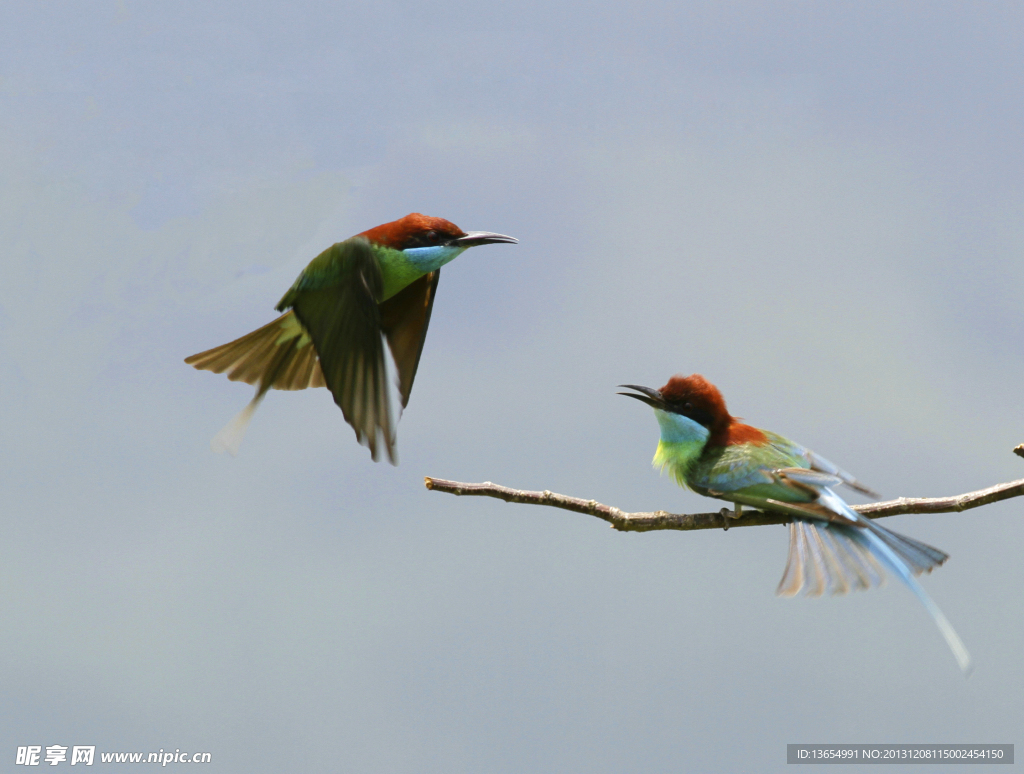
[617, 384, 664, 409]
[451, 231, 518, 247]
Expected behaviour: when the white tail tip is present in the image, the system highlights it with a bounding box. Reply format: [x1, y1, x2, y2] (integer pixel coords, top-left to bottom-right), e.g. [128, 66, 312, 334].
[211, 392, 264, 456]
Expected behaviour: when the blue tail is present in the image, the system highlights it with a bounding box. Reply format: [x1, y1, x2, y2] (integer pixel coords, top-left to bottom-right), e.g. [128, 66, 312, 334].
[855, 525, 972, 674]
[780, 486, 972, 674]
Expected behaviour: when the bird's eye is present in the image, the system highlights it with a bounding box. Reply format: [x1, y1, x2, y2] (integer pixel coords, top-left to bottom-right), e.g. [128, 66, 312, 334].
[425, 230, 438, 241]
[683, 402, 693, 410]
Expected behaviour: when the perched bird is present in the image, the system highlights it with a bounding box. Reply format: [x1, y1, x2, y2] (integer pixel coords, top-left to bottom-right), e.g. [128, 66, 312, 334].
[619, 374, 971, 673]
[186, 213, 517, 462]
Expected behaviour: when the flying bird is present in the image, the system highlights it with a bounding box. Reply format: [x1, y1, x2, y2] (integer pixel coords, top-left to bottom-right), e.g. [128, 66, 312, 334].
[186, 213, 517, 462]
[619, 374, 971, 673]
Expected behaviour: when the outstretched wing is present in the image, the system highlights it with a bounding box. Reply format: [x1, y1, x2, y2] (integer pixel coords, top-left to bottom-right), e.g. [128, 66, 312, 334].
[185, 310, 327, 456]
[379, 270, 440, 408]
[184, 310, 325, 391]
[288, 238, 396, 463]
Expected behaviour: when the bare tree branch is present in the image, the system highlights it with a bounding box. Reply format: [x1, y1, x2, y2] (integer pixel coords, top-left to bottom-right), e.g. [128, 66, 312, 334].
[424, 448, 1024, 533]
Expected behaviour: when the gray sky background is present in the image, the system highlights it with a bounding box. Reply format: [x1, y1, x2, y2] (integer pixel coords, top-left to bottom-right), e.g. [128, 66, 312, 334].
[1, 1, 1022, 771]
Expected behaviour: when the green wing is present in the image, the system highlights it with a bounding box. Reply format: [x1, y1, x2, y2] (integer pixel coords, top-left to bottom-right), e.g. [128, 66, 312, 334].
[184, 310, 325, 392]
[691, 432, 867, 527]
[287, 238, 396, 463]
[691, 432, 810, 499]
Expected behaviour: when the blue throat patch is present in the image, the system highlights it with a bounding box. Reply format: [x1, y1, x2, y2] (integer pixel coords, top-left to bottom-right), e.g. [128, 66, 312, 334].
[402, 245, 467, 273]
[377, 244, 469, 300]
[654, 409, 710, 445]
[652, 408, 709, 487]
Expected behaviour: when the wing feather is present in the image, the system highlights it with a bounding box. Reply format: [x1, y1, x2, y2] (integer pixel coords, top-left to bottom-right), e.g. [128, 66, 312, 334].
[289, 239, 395, 463]
[379, 270, 440, 408]
[805, 449, 879, 498]
[185, 310, 324, 391]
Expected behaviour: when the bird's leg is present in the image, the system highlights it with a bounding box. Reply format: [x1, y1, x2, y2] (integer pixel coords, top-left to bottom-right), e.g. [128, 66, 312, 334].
[719, 502, 744, 531]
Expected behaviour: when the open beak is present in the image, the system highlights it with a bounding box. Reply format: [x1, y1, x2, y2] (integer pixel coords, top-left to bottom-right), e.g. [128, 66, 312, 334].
[617, 384, 664, 409]
[452, 231, 518, 247]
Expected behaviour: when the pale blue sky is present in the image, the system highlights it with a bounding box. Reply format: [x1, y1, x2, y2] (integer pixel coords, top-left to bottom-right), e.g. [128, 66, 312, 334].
[1, 2, 1022, 771]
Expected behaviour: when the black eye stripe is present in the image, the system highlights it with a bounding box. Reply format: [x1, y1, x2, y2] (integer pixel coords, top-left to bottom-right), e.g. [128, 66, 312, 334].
[403, 230, 448, 249]
[669, 400, 713, 428]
